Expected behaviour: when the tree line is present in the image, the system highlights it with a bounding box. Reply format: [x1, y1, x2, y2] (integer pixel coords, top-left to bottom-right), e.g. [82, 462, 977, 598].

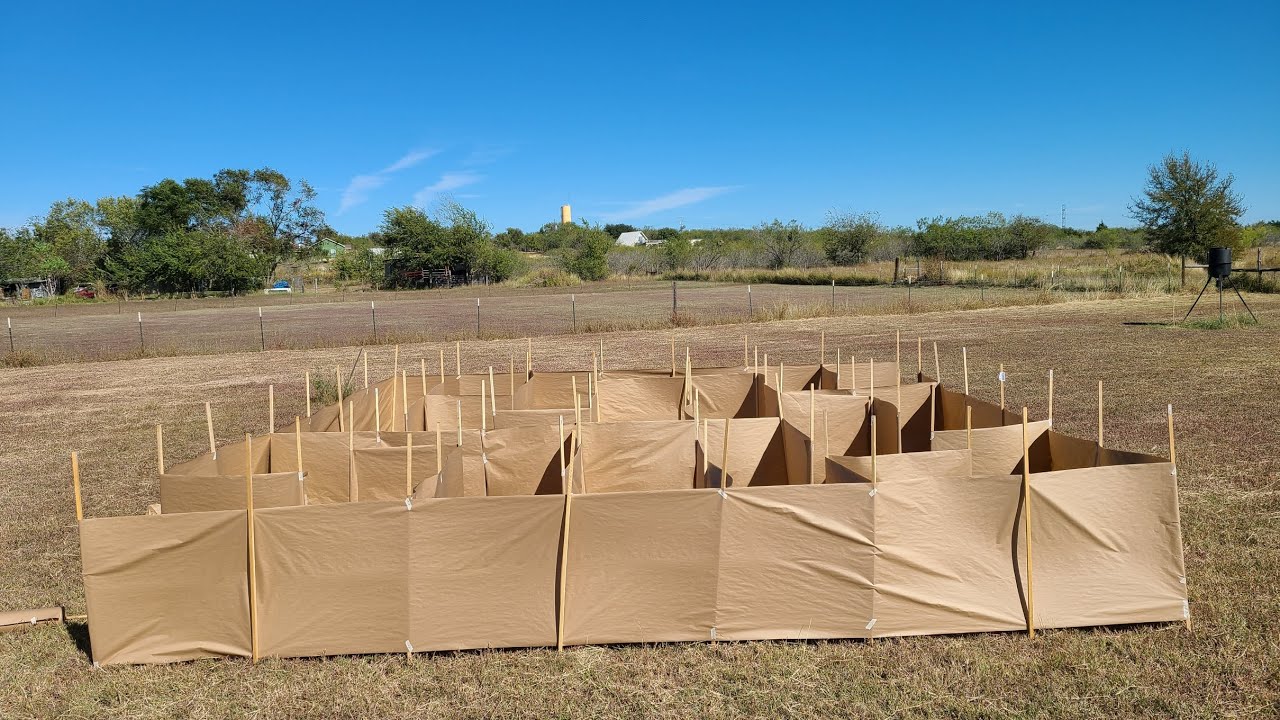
[3, 152, 1274, 295]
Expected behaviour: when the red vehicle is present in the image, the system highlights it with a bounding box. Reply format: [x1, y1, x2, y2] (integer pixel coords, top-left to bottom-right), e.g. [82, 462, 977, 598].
[74, 285, 96, 299]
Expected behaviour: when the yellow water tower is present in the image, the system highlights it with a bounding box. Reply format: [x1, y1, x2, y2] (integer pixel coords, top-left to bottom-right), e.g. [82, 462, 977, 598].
[560, 204, 572, 224]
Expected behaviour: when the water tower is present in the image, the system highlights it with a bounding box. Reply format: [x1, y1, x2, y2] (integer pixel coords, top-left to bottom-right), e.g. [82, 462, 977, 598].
[560, 204, 572, 225]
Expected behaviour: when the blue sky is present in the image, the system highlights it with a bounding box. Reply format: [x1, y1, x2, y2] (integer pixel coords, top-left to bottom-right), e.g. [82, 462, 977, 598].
[1, 1, 1277, 234]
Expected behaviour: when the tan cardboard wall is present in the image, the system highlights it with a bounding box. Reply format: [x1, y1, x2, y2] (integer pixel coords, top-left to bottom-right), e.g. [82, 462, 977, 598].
[81, 511, 250, 665]
[160, 471, 305, 513]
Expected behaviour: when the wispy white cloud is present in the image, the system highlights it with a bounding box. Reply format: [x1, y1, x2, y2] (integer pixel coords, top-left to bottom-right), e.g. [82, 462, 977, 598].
[413, 171, 484, 208]
[337, 148, 439, 214]
[600, 186, 738, 221]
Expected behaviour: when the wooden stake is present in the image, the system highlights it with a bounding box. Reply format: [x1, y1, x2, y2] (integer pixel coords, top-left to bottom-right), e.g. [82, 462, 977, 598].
[743, 335, 748, 369]
[393, 345, 400, 386]
[305, 370, 312, 418]
[809, 385, 815, 444]
[294, 417, 303, 482]
[481, 380, 488, 433]
[420, 359, 427, 399]
[1047, 369, 1054, 424]
[820, 330, 826, 365]
[406, 432, 413, 497]
[526, 338, 532, 378]
[896, 374, 903, 452]
[1098, 381, 1104, 446]
[348, 401, 357, 502]
[851, 353, 856, 390]
[869, 359, 874, 403]
[556, 416, 572, 652]
[456, 401, 463, 446]
[962, 347, 969, 396]
[401, 370, 409, 431]
[933, 342, 940, 383]
[966, 405, 973, 450]
[1021, 407, 1035, 639]
[268, 384, 275, 434]
[510, 355, 516, 399]
[822, 410, 830, 469]
[205, 402, 217, 458]
[929, 385, 936, 442]
[870, 414, 878, 486]
[435, 427, 443, 474]
[439, 349, 445, 385]
[71, 451, 83, 523]
[156, 424, 165, 475]
[753, 345, 759, 376]
[999, 363, 1007, 410]
[1167, 404, 1177, 468]
[489, 366, 497, 417]
[363, 350, 369, 389]
[895, 330, 900, 377]
[336, 367, 345, 432]
[670, 335, 676, 377]
[721, 418, 732, 488]
[599, 338, 604, 374]
[917, 336, 922, 374]
[245, 434, 259, 662]
[374, 388, 382, 441]
[454, 341, 461, 377]
[836, 348, 842, 388]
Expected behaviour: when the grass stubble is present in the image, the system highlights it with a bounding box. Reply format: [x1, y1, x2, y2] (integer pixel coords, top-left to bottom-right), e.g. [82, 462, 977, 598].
[0, 293, 1277, 719]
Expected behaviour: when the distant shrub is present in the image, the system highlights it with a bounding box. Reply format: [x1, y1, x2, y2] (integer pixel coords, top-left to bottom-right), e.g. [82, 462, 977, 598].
[511, 267, 581, 288]
[3, 350, 42, 368]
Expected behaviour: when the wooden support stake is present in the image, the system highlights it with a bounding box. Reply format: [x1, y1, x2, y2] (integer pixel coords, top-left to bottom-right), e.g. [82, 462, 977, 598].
[294, 418, 303, 481]
[406, 432, 413, 497]
[482, 380, 488, 434]
[962, 347, 969, 396]
[374, 388, 382, 441]
[439, 349, 445, 385]
[456, 401, 463, 446]
[820, 331, 825, 366]
[870, 415, 878, 486]
[1047, 369, 1054, 424]
[966, 405, 973, 450]
[393, 345, 400, 386]
[156, 424, 165, 475]
[869, 359, 874, 404]
[822, 410, 830, 472]
[71, 451, 83, 523]
[809, 385, 815, 444]
[510, 355, 516, 399]
[489, 367, 497, 417]
[336, 367, 345, 432]
[1098, 380, 1105, 446]
[526, 338, 532, 378]
[435, 427, 443, 474]
[305, 370, 312, 418]
[1021, 407, 1035, 639]
[743, 335, 748, 369]
[895, 330, 900, 377]
[721, 418, 732, 488]
[999, 363, 1006, 410]
[929, 385, 936, 442]
[556, 413, 572, 652]
[348, 401, 357, 502]
[933, 342, 940, 383]
[268, 384, 275, 434]
[836, 348, 842, 388]
[245, 434, 259, 662]
[402, 370, 409, 431]
[363, 350, 369, 389]
[455, 341, 461, 377]
[670, 335, 676, 377]
[1168, 403, 1190, 630]
[420, 359, 427, 399]
[896, 375, 903, 452]
[917, 336, 922, 374]
[598, 338, 604, 374]
[205, 402, 217, 458]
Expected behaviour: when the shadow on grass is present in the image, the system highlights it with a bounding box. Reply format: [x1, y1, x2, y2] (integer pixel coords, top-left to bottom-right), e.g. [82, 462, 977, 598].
[65, 621, 92, 661]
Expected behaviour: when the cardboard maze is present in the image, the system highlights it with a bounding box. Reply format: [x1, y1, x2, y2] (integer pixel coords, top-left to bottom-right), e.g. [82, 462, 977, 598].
[81, 361, 1188, 664]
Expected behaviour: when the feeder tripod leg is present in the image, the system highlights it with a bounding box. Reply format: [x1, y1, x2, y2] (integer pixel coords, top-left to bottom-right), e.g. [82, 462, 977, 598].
[1232, 285, 1258, 323]
[1182, 277, 1213, 322]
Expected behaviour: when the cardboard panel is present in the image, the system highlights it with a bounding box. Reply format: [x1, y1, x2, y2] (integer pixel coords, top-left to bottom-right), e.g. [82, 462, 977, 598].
[578, 421, 697, 493]
[873, 475, 1028, 636]
[167, 436, 271, 476]
[1029, 463, 1187, 629]
[483, 424, 569, 496]
[81, 511, 250, 665]
[933, 421, 1052, 476]
[700, 417, 790, 487]
[596, 376, 685, 421]
[716, 484, 875, 640]
[938, 387, 1005, 430]
[563, 490, 720, 645]
[688, 373, 758, 419]
[254, 502, 408, 658]
[408, 495, 561, 651]
[825, 449, 972, 484]
[160, 471, 305, 514]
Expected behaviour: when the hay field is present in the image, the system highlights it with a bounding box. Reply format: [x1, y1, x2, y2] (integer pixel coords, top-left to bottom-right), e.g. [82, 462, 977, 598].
[1, 295, 1277, 718]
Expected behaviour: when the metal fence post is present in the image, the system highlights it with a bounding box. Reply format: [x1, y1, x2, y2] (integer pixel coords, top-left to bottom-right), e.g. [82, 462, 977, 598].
[137, 312, 145, 353]
[371, 301, 378, 342]
[258, 307, 266, 351]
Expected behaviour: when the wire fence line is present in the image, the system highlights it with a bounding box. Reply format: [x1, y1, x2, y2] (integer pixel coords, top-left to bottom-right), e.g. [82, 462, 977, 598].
[3, 283, 1043, 366]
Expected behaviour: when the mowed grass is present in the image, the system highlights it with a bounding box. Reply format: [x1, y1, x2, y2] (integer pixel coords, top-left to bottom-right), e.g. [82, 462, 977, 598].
[1, 295, 1277, 718]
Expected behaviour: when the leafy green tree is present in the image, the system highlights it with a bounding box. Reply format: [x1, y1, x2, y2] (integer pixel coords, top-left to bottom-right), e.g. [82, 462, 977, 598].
[557, 223, 615, 280]
[1129, 152, 1245, 258]
[1004, 215, 1052, 258]
[604, 223, 637, 239]
[821, 211, 880, 265]
[756, 219, 807, 269]
[662, 232, 693, 269]
[30, 198, 104, 288]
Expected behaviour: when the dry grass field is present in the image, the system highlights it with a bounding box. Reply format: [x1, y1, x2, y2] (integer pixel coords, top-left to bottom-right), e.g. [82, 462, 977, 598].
[3, 282, 1048, 365]
[1, 294, 1277, 718]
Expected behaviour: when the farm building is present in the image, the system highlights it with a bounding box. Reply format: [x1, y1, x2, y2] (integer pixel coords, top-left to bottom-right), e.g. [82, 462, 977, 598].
[616, 230, 649, 246]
